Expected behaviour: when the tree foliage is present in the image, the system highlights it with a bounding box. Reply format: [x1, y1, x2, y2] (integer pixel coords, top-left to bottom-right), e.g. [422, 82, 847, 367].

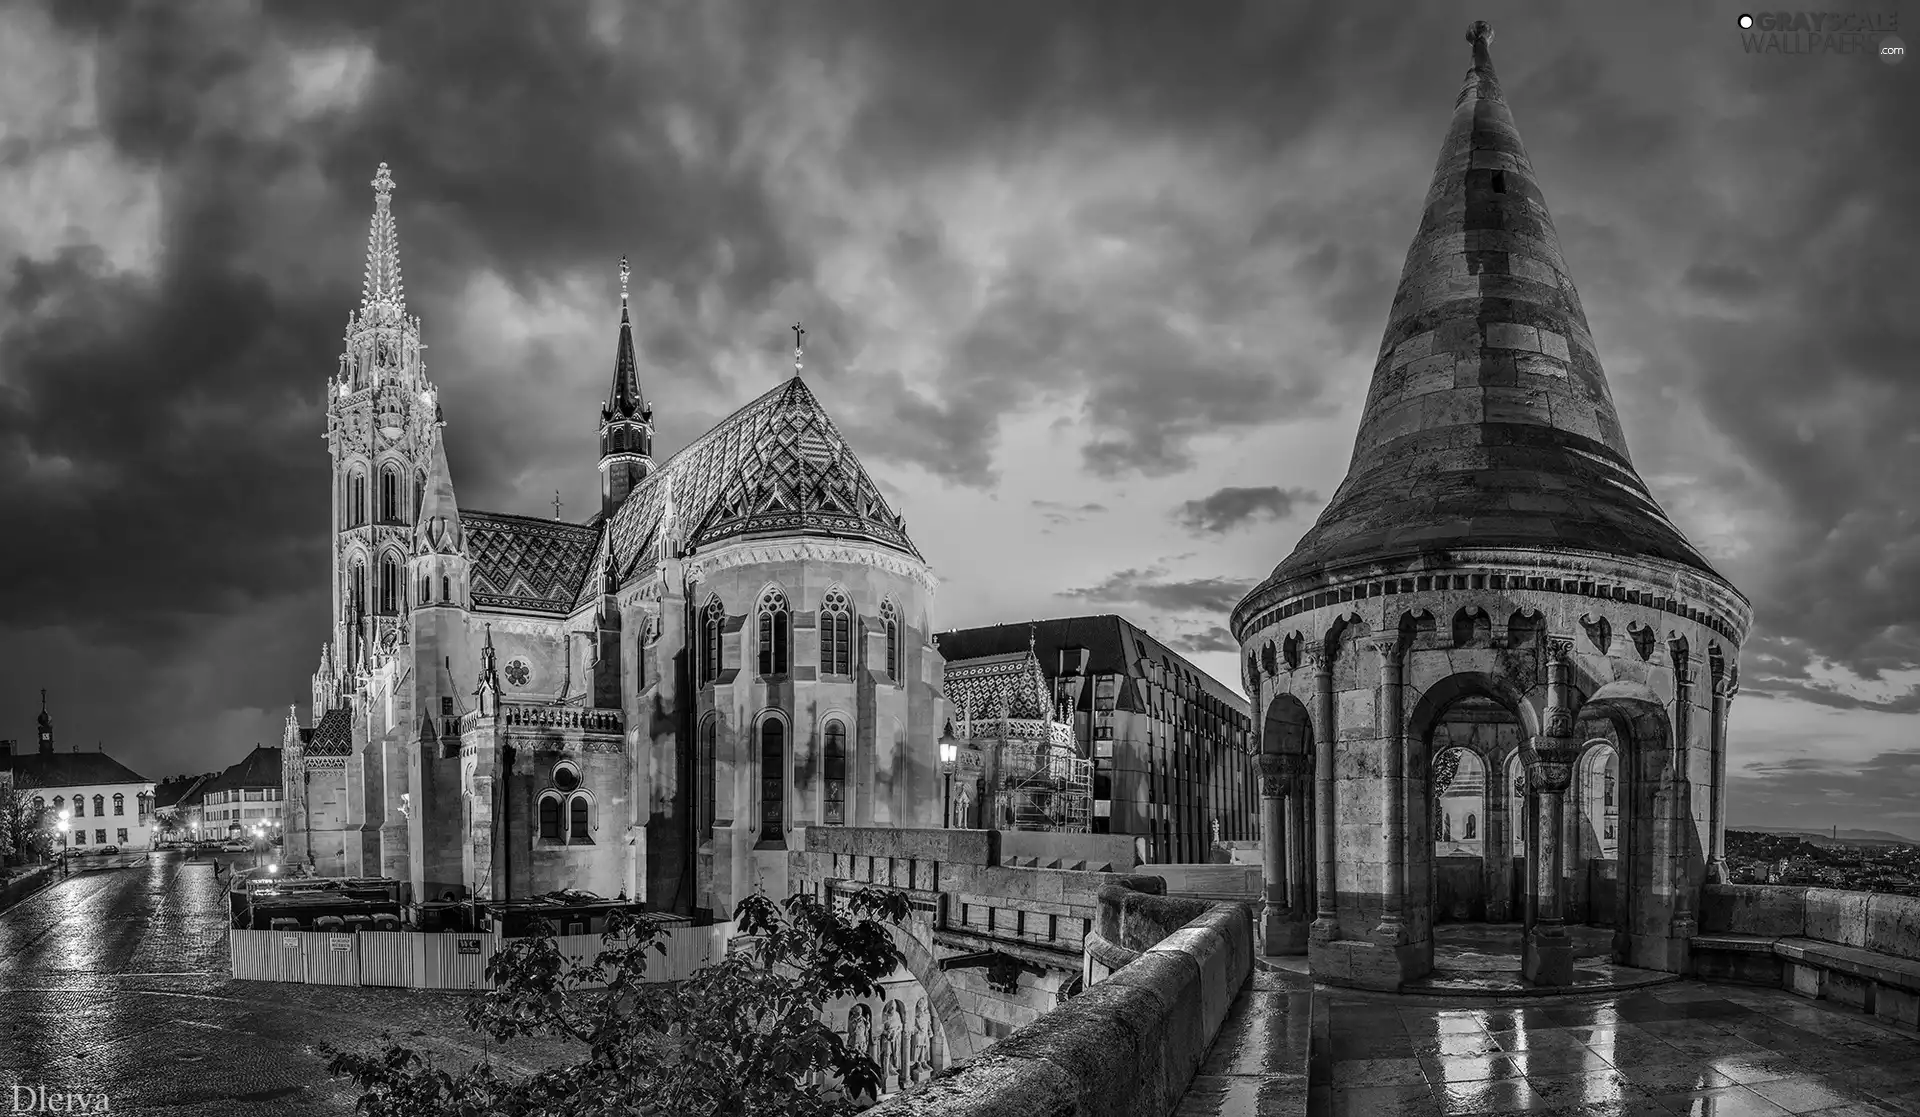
[328, 886, 911, 1117]
[0, 785, 54, 865]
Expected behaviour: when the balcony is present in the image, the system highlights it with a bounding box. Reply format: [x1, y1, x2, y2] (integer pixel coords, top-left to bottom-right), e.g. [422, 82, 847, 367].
[456, 703, 625, 739]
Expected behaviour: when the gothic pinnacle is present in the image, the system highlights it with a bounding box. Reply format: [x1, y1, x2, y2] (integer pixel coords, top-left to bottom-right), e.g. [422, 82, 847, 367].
[361, 162, 405, 315]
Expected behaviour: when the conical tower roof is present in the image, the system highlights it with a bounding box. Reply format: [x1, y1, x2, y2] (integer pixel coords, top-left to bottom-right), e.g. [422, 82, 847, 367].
[414, 427, 465, 556]
[1257, 21, 1722, 598]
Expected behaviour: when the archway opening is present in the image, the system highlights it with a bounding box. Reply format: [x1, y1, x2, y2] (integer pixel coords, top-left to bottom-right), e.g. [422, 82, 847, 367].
[1429, 745, 1485, 922]
[1258, 692, 1315, 954]
[1419, 693, 1521, 928]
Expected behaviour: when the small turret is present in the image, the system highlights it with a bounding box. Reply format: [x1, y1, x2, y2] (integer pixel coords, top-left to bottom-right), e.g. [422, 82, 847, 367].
[599, 256, 654, 519]
[36, 688, 52, 755]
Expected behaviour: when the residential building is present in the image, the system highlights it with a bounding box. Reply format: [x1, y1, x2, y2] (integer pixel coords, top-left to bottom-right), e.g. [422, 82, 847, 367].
[0, 695, 155, 851]
[196, 746, 285, 841]
[935, 616, 1255, 864]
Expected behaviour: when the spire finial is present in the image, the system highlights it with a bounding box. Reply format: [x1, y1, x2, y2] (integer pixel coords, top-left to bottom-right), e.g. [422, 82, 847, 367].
[1467, 20, 1494, 67]
[619, 255, 630, 306]
[553, 489, 564, 520]
[792, 321, 805, 377]
[361, 163, 405, 314]
[40, 687, 46, 712]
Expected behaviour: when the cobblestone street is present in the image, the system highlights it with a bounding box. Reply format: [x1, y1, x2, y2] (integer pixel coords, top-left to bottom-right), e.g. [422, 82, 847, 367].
[0, 853, 575, 1115]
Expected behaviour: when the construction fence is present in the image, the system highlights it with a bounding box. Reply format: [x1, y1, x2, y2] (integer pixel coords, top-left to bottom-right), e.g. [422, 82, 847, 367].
[230, 921, 736, 991]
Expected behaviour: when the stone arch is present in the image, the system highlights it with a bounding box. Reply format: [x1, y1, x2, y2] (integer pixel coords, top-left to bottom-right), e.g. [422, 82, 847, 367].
[1409, 671, 1540, 928]
[1259, 691, 1312, 757]
[1406, 671, 1542, 746]
[1396, 608, 1438, 646]
[1283, 632, 1303, 671]
[1575, 686, 1676, 967]
[886, 923, 980, 1066]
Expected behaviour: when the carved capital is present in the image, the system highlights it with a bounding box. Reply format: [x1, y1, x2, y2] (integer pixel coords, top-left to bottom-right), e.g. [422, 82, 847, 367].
[1521, 735, 1579, 791]
[1714, 664, 1740, 700]
[1365, 635, 1402, 663]
[1547, 637, 1575, 667]
[1543, 705, 1574, 739]
[1259, 752, 1311, 792]
[1305, 644, 1330, 672]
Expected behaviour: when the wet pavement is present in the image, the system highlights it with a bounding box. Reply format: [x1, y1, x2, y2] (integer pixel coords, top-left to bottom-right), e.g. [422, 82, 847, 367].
[1409, 924, 1677, 997]
[0, 853, 573, 1116]
[1317, 980, 1920, 1115]
[1175, 966, 1313, 1116]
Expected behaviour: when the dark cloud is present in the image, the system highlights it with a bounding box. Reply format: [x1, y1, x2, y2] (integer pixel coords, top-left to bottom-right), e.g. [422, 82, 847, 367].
[1167, 626, 1237, 655]
[1057, 567, 1255, 615]
[1173, 486, 1318, 535]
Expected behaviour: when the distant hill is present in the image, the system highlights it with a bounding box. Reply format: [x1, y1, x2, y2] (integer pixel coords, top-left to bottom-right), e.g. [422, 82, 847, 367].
[1731, 827, 1919, 848]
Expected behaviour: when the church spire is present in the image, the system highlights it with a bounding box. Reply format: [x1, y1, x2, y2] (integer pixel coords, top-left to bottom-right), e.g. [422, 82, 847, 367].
[599, 256, 655, 520]
[604, 256, 648, 422]
[414, 426, 465, 557]
[361, 163, 404, 318]
[792, 321, 806, 379]
[1246, 20, 1722, 598]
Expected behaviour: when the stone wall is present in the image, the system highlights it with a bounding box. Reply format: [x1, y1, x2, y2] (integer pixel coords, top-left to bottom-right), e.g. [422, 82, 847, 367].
[865, 876, 1255, 1117]
[1697, 883, 1920, 1028]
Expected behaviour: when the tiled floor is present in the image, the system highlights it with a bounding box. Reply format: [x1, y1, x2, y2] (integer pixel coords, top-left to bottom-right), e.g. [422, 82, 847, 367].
[1316, 980, 1920, 1116]
[1409, 925, 1678, 997]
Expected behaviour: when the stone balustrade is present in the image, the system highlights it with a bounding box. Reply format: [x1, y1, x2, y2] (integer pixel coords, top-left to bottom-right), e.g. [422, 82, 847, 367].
[865, 874, 1256, 1117]
[500, 703, 623, 734]
[1695, 883, 1920, 1029]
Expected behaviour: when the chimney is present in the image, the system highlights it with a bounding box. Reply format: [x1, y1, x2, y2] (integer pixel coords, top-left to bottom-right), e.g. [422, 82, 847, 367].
[0, 739, 13, 760]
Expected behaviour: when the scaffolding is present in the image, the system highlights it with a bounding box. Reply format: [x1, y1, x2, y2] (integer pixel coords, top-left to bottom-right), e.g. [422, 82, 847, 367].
[992, 726, 1093, 833]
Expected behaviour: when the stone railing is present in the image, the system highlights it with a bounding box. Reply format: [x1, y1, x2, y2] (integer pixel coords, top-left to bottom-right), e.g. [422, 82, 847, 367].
[868, 875, 1255, 1117]
[501, 704, 623, 734]
[1695, 883, 1920, 1030]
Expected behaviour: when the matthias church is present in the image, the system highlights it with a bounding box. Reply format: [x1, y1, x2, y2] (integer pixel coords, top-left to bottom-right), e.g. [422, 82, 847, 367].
[284, 164, 946, 917]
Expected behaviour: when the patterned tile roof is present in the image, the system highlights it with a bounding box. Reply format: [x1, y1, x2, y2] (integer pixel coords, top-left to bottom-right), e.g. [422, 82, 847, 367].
[605, 376, 920, 586]
[944, 651, 1057, 723]
[306, 707, 354, 757]
[465, 510, 603, 614]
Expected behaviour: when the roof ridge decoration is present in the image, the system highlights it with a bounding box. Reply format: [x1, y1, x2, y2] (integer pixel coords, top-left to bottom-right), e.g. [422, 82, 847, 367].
[1244, 20, 1731, 607]
[601, 374, 922, 589]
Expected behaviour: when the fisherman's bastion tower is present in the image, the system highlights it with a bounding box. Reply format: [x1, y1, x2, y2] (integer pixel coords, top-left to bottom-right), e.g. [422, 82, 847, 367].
[1233, 23, 1750, 990]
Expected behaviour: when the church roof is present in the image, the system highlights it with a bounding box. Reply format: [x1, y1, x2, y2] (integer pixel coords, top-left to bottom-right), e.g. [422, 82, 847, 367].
[1249, 22, 1730, 603]
[305, 707, 354, 757]
[1, 749, 151, 790]
[944, 650, 1058, 724]
[604, 375, 920, 584]
[465, 510, 603, 614]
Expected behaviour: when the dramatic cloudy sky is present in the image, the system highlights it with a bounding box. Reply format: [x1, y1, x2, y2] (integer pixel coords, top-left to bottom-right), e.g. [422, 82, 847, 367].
[1, 0, 1914, 835]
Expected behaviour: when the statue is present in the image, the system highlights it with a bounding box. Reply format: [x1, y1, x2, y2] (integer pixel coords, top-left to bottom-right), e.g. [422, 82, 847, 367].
[910, 999, 932, 1083]
[882, 999, 909, 1091]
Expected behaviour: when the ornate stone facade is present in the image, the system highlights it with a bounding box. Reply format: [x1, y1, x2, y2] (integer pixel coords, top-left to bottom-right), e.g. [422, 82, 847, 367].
[1231, 24, 1751, 990]
[284, 167, 948, 916]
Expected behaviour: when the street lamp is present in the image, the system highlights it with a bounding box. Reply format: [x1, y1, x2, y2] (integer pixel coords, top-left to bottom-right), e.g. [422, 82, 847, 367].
[56, 811, 70, 876]
[939, 737, 959, 829]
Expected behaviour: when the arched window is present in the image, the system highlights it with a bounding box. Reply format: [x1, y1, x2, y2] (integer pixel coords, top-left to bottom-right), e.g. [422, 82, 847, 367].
[93, 795, 104, 816]
[757, 588, 790, 677]
[880, 600, 900, 682]
[699, 716, 717, 843]
[419, 574, 431, 604]
[52, 796, 64, 811]
[539, 796, 561, 841]
[72, 797, 83, 818]
[113, 794, 124, 817]
[32, 797, 43, 812]
[381, 464, 400, 523]
[569, 795, 592, 844]
[1464, 814, 1476, 840]
[350, 471, 368, 526]
[635, 633, 647, 692]
[350, 561, 367, 616]
[441, 575, 450, 604]
[380, 554, 400, 614]
[702, 596, 724, 684]
[820, 590, 851, 675]
[759, 717, 786, 846]
[823, 719, 847, 825]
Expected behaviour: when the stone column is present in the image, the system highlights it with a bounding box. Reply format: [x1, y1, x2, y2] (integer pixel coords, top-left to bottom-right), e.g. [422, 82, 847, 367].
[1522, 638, 1578, 987]
[1310, 647, 1339, 942]
[1259, 752, 1288, 948]
[1707, 666, 1738, 882]
[1287, 758, 1310, 912]
[1259, 752, 1311, 955]
[1485, 757, 1512, 922]
[1370, 636, 1407, 943]
[1668, 643, 1697, 939]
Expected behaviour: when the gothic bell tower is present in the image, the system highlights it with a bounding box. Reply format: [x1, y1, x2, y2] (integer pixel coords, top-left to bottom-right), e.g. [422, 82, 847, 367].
[599, 255, 653, 520]
[325, 163, 442, 676]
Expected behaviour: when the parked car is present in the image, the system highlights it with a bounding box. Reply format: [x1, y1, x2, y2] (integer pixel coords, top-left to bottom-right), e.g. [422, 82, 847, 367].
[221, 841, 251, 853]
[96, 845, 120, 856]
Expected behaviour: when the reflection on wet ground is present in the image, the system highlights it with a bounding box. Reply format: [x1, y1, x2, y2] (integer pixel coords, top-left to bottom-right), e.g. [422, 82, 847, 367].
[1319, 979, 1920, 1115]
[1411, 924, 1678, 996]
[0, 853, 573, 1116]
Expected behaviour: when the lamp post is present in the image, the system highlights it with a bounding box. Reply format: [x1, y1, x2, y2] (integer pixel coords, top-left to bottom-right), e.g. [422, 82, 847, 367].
[56, 811, 70, 877]
[939, 739, 958, 829]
